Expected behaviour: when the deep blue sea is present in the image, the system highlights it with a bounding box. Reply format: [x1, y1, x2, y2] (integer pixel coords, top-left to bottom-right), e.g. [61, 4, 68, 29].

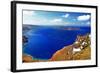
[23, 25, 90, 60]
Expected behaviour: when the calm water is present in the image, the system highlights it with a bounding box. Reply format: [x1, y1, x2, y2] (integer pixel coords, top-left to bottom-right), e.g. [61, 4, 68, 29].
[23, 25, 90, 60]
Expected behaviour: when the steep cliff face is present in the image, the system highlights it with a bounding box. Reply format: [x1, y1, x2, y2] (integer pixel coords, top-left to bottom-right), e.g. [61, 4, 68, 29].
[50, 34, 91, 61]
[49, 45, 73, 61]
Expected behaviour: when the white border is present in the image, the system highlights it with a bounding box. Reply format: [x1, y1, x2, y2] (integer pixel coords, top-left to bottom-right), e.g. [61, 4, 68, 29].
[16, 3, 96, 70]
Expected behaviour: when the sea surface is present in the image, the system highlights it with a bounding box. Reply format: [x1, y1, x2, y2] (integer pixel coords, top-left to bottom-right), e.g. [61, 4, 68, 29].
[23, 25, 91, 60]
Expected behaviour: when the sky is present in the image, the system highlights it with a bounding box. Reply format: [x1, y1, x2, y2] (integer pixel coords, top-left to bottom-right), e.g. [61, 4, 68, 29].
[23, 10, 91, 26]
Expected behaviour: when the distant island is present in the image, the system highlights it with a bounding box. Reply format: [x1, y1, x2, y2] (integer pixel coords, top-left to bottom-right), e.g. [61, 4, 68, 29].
[61, 27, 80, 30]
[22, 34, 91, 63]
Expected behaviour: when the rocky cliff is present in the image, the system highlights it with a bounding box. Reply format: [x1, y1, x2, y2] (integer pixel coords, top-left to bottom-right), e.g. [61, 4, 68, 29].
[50, 34, 91, 61]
